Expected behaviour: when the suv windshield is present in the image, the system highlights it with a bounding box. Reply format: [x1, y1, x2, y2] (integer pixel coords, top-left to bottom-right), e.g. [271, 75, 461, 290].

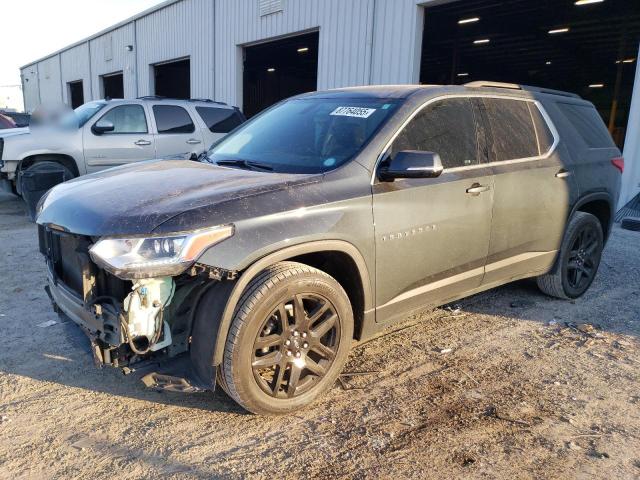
[208, 97, 399, 173]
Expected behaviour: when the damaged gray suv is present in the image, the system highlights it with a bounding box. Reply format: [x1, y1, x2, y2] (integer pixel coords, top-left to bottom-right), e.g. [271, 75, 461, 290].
[36, 82, 622, 414]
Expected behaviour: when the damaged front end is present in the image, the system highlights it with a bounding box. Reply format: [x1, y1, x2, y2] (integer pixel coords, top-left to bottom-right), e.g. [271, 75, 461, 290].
[38, 224, 236, 389]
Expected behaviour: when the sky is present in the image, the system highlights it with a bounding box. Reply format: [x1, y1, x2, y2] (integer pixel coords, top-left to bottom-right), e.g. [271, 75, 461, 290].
[0, 0, 164, 87]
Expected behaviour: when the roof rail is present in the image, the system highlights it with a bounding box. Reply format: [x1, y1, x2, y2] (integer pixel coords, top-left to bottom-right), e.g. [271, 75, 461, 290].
[188, 98, 228, 105]
[464, 80, 580, 98]
[135, 96, 229, 105]
[465, 81, 521, 90]
[137, 95, 167, 100]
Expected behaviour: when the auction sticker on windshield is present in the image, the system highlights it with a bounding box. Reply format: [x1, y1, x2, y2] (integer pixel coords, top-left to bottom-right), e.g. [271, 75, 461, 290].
[330, 106, 376, 118]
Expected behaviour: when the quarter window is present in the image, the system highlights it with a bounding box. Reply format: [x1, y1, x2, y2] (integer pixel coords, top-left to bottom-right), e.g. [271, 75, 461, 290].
[391, 98, 479, 169]
[195, 107, 244, 133]
[481, 98, 538, 161]
[153, 105, 195, 134]
[557, 103, 615, 149]
[96, 104, 147, 134]
[528, 103, 555, 154]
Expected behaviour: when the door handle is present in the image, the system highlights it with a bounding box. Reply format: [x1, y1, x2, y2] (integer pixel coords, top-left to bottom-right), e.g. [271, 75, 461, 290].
[134, 139, 151, 146]
[555, 169, 572, 179]
[186, 138, 202, 145]
[466, 184, 491, 195]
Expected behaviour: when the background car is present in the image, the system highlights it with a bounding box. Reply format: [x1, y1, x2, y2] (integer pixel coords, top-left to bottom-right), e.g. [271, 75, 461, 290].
[0, 113, 17, 130]
[0, 111, 30, 128]
[0, 97, 245, 217]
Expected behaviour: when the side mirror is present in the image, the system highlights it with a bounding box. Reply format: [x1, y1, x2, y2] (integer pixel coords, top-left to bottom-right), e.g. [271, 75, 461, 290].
[92, 119, 115, 135]
[378, 150, 443, 181]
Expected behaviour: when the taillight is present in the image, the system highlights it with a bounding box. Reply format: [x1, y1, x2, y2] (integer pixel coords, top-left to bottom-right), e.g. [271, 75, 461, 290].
[611, 156, 624, 173]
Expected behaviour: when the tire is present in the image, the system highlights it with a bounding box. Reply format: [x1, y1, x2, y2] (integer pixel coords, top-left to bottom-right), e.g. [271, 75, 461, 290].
[220, 261, 353, 415]
[20, 160, 75, 221]
[537, 211, 604, 299]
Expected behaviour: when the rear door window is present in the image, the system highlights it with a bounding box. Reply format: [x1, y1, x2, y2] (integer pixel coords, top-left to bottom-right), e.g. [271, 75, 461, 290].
[153, 105, 195, 134]
[195, 107, 244, 133]
[556, 103, 615, 148]
[391, 98, 479, 169]
[97, 104, 147, 133]
[481, 98, 539, 161]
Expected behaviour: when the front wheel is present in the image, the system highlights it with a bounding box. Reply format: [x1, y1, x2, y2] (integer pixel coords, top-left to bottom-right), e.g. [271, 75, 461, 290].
[537, 211, 604, 299]
[220, 262, 353, 415]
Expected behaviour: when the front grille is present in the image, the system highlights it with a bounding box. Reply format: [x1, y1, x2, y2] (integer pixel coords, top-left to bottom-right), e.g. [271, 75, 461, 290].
[39, 225, 130, 301]
[39, 226, 92, 298]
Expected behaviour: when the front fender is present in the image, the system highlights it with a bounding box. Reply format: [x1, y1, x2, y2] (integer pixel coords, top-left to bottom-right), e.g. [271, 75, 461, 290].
[204, 239, 374, 366]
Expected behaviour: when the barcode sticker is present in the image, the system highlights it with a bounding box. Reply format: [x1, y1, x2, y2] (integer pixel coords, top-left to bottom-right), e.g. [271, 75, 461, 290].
[330, 106, 376, 118]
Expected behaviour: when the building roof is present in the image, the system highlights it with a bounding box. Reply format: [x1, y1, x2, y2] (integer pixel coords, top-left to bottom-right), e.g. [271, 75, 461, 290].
[20, 0, 182, 69]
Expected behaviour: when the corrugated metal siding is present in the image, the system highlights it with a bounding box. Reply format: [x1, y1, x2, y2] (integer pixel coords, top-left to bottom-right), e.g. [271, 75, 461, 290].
[370, 0, 424, 85]
[25, 0, 428, 110]
[214, 0, 377, 108]
[60, 43, 91, 104]
[135, 0, 214, 98]
[89, 23, 136, 98]
[36, 56, 63, 104]
[21, 66, 40, 112]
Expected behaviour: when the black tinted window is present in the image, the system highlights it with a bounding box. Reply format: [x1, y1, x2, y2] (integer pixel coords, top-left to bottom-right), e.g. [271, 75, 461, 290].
[153, 105, 195, 134]
[196, 107, 244, 133]
[557, 103, 615, 148]
[482, 98, 538, 161]
[391, 98, 478, 169]
[528, 103, 554, 154]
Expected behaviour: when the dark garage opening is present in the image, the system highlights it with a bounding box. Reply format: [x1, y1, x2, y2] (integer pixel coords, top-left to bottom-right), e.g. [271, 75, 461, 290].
[68, 80, 84, 108]
[102, 72, 124, 99]
[421, 0, 640, 148]
[154, 58, 190, 99]
[243, 31, 319, 118]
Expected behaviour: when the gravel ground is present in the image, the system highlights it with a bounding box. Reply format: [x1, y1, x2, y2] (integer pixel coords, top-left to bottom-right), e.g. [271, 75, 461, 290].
[0, 191, 639, 479]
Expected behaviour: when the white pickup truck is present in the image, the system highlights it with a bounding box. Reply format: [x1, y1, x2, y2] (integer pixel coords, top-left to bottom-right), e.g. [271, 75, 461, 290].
[0, 97, 245, 215]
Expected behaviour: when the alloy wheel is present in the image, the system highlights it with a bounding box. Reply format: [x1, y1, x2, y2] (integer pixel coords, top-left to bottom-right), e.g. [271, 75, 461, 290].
[251, 293, 341, 399]
[566, 223, 600, 291]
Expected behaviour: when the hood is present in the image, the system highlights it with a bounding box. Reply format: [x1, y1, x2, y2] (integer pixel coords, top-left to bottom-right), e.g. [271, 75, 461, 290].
[36, 159, 318, 236]
[0, 127, 29, 139]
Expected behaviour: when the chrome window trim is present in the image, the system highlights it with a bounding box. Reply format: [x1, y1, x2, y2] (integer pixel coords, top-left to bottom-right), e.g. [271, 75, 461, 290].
[371, 93, 560, 184]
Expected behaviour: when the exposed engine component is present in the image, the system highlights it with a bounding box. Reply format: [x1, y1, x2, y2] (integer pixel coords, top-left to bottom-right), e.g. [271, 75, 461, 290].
[123, 277, 175, 354]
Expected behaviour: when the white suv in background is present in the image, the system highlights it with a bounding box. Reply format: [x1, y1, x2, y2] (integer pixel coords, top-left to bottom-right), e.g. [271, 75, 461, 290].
[0, 97, 245, 215]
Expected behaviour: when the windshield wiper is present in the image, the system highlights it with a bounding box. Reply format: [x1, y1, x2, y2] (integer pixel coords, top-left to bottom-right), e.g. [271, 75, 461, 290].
[215, 159, 273, 171]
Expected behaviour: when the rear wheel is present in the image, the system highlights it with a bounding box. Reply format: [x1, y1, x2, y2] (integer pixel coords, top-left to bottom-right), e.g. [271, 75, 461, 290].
[220, 261, 353, 415]
[537, 211, 603, 299]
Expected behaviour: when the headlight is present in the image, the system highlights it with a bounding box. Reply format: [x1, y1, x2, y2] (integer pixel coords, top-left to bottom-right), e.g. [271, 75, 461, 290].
[89, 224, 234, 279]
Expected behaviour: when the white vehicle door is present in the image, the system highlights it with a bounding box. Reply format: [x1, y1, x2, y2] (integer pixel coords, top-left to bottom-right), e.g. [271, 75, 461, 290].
[83, 103, 155, 172]
[150, 103, 204, 159]
[191, 105, 245, 148]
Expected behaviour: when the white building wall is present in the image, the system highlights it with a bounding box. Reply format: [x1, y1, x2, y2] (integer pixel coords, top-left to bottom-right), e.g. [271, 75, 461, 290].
[36, 55, 63, 105]
[60, 43, 91, 104]
[20, 66, 40, 112]
[620, 43, 640, 207]
[89, 23, 137, 99]
[213, 0, 378, 108]
[370, 0, 425, 85]
[135, 0, 215, 98]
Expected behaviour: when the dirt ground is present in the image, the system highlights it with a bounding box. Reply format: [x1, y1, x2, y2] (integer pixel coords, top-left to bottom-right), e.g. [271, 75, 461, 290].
[0, 191, 639, 480]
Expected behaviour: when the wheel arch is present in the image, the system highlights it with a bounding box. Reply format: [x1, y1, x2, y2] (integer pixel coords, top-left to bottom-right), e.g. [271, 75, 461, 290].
[547, 192, 614, 274]
[210, 240, 374, 366]
[571, 192, 614, 241]
[19, 154, 80, 178]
